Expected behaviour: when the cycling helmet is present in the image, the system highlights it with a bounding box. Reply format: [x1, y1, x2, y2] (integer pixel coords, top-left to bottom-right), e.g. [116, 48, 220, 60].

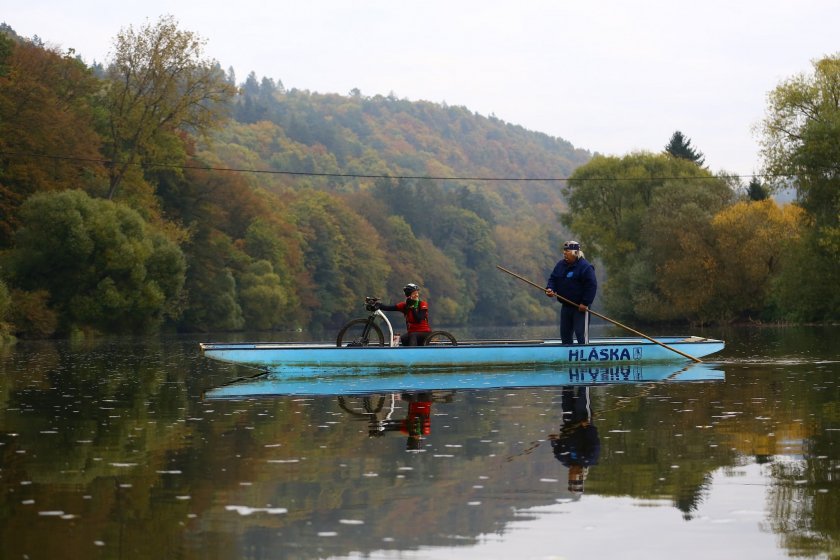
[403, 283, 420, 297]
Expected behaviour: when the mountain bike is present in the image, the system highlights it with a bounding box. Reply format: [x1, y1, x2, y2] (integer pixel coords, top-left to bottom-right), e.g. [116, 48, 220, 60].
[335, 296, 458, 347]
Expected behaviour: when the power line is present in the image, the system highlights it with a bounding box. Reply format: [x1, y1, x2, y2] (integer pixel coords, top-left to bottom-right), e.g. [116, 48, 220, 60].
[0, 150, 776, 182]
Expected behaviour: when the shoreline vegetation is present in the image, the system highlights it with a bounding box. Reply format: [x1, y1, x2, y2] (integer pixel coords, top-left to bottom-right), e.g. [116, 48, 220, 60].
[0, 18, 837, 341]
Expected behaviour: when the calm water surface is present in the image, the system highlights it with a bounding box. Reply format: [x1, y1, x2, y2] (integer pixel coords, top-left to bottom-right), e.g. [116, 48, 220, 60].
[0, 325, 837, 559]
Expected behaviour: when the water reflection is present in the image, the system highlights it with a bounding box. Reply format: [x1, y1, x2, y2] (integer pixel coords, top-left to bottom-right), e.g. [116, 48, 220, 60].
[0, 329, 837, 559]
[338, 392, 455, 450]
[550, 387, 600, 494]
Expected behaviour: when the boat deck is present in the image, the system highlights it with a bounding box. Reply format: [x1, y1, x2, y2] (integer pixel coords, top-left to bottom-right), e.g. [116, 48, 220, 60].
[200, 335, 717, 351]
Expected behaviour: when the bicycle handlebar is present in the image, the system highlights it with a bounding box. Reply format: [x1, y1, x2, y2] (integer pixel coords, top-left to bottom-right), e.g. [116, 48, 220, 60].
[364, 296, 381, 312]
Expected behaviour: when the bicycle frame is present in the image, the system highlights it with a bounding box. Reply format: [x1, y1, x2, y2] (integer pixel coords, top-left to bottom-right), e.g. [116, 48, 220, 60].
[374, 309, 397, 346]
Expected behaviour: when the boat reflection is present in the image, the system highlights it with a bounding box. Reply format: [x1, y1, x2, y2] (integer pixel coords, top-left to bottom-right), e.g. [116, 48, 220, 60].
[204, 361, 724, 398]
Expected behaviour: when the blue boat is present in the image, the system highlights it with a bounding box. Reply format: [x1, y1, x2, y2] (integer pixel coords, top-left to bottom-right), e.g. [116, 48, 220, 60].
[199, 335, 725, 374]
[203, 362, 724, 398]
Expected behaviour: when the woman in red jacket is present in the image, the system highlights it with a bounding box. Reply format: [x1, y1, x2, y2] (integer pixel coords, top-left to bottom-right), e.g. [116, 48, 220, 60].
[375, 283, 432, 346]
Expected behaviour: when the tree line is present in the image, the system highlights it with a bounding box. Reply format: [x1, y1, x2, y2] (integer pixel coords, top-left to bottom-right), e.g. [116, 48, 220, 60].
[562, 68, 838, 324]
[0, 17, 836, 340]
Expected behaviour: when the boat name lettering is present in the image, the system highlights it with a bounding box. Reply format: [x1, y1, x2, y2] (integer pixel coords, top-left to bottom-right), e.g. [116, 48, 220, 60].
[568, 365, 643, 383]
[568, 347, 637, 362]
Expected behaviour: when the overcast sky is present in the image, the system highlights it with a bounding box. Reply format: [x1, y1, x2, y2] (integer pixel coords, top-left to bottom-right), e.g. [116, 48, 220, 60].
[6, 1, 838, 176]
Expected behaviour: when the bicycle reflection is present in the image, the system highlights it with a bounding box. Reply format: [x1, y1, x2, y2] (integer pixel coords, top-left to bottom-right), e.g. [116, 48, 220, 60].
[337, 391, 453, 450]
[549, 386, 601, 493]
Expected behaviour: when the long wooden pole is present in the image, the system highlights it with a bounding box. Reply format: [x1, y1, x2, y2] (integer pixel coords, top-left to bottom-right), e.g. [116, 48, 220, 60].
[496, 265, 703, 363]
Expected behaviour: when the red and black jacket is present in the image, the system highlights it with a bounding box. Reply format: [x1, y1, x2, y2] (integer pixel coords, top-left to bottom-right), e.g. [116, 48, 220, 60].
[379, 299, 431, 333]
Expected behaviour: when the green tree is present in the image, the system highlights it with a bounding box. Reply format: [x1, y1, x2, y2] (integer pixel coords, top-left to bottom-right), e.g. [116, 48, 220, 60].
[238, 260, 287, 330]
[8, 289, 58, 338]
[243, 217, 304, 307]
[562, 153, 732, 322]
[7, 190, 186, 334]
[0, 279, 10, 339]
[759, 54, 840, 321]
[0, 32, 12, 77]
[770, 229, 840, 322]
[101, 15, 236, 200]
[179, 229, 245, 332]
[760, 55, 840, 224]
[664, 130, 705, 166]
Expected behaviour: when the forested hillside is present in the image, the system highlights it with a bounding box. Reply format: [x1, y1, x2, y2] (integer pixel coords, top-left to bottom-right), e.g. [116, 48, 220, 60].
[1, 18, 836, 340]
[0, 20, 590, 338]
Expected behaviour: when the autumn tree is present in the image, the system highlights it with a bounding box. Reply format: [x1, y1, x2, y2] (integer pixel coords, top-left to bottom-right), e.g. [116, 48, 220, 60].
[657, 200, 804, 322]
[367, 178, 512, 323]
[343, 189, 468, 324]
[759, 54, 840, 321]
[290, 189, 390, 329]
[0, 31, 12, 77]
[493, 222, 559, 325]
[148, 154, 310, 333]
[639, 180, 730, 322]
[710, 200, 804, 319]
[0, 280, 9, 339]
[664, 130, 705, 166]
[101, 15, 236, 200]
[0, 35, 104, 245]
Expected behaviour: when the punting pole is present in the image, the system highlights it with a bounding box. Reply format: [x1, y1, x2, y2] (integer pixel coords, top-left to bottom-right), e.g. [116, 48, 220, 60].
[496, 265, 703, 363]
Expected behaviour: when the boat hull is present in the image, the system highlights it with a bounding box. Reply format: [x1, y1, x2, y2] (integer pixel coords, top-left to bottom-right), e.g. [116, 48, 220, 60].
[200, 336, 724, 374]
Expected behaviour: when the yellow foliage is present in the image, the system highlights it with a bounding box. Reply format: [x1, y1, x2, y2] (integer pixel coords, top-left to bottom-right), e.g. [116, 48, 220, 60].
[713, 200, 803, 270]
[715, 201, 804, 319]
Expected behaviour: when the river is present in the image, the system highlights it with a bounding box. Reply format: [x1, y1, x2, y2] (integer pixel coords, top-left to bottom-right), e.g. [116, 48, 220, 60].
[0, 325, 837, 559]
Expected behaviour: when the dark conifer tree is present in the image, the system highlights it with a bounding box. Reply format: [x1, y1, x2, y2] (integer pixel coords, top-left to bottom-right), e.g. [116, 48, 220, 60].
[746, 177, 769, 201]
[665, 130, 705, 166]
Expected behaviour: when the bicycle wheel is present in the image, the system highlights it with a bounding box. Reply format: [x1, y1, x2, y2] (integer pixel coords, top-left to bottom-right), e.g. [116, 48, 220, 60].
[337, 395, 387, 415]
[336, 318, 386, 347]
[423, 330, 458, 345]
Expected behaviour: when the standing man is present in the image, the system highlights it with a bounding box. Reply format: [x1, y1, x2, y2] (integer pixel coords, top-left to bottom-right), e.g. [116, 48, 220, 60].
[545, 240, 597, 344]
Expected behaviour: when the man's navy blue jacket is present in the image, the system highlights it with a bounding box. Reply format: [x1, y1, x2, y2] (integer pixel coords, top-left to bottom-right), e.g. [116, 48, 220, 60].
[546, 257, 597, 307]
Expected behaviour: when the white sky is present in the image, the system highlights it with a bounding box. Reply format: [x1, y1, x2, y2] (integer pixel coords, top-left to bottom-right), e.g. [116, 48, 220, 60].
[5, 1, 838, 176]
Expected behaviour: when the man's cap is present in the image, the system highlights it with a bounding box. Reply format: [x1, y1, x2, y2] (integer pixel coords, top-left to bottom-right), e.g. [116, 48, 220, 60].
[563, 240, 580, 251]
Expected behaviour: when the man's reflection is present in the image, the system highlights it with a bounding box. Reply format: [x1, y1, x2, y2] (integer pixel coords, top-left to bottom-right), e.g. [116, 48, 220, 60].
[549, 386, 600, 493]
